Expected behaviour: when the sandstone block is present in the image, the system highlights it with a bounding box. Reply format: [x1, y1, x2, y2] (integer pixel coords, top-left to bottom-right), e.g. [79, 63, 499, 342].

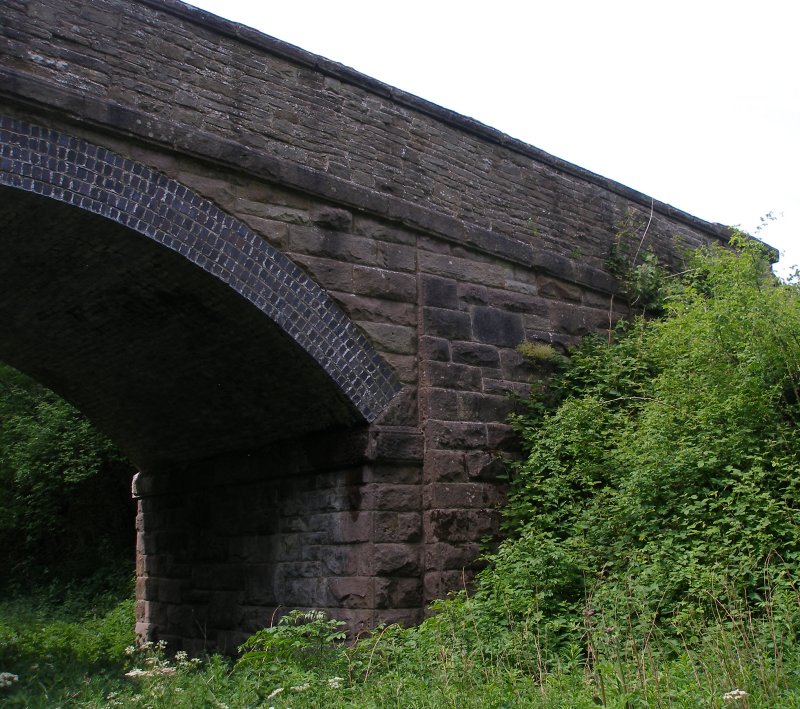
[353, 265, 416, 302]
[309, 205, 353, 231]
[326, 577, 372, 608]
[374, 511, 422, 543]
[419, 335, 450, 362]
[423, 450, 466, 483]
[451, 341, 500, 368]
[374, 543, 421, 575]
[422, 306, 472, 340]
[471, 306, 524, 347]
[421, 274, 458, 308]
[375, 577, 423, 608]
[425, 420, 486, 450]
[420, 361, 482, 391]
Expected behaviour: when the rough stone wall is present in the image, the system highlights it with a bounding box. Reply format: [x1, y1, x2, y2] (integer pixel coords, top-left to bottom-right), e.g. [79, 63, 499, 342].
[0, 0, 729, 280]
[0, 0, 737, 647]
[135, 428, 424, 653]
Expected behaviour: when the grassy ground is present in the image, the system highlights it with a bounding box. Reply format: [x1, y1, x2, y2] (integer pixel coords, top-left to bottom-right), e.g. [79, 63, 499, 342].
[4, 583, 800, 708]
[0, 567, 135, 707]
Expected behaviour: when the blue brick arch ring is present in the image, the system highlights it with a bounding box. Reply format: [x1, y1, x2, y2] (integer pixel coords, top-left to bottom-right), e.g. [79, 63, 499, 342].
[0, 116, 400, 422]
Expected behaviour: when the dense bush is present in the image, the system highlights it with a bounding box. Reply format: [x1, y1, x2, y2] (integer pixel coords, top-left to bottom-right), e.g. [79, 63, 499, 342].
[475, 236, 800, 646]
[0, 363, 136, 587]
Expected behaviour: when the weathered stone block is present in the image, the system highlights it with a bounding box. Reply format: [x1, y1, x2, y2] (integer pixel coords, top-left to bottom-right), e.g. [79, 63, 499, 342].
[375, 577, 423, 608]
[327, 577, 372, 608]
[423, 509, 498, 543]
[422, 387, 459, 420]
[548, 301, 609, 336]
[423, 482, 500, 509]
[375, 607, 424, 627]
[382, 353, 417, 384]
[367, 427, 424, 461]
[471, 306, 524, 347]
[451, 341, 500, 368]
[465, 451, 509, 481]
[421, 274, 458, 308]
[422, 306, 472, 339]
[328, 511, 372, 544]
[290, 253, 353, 290]
[332, 293, 417, 326]
[420, 361, 482, 391]
[425, 420, 487, 450]
[374, 543, 421, 575]
[376, 387, 418, 427]
[424, 542, 482, 571]
[458, 282, 489, 305]
[423, 570, 476, 603]
[457, 391, 513, 422]
[423, 450, 466, 483]
[362, 483, 421, 512]
[353, 265, 417, 302]
[362, 463, 422, 485]
[537, 275, 584, 302]
[486, 423, 520, 452]
[309, 205, 353, 231]
[419, 335, 451, 362]
[376, 241, 417, 272]
[374, 511, 422, 543]
[358, 322, 416, 355]
[282, 577, 323, 607]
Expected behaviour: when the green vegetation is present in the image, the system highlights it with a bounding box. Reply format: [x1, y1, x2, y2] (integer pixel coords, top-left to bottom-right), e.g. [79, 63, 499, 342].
[0, 363, 136, 588]
[0, 573, 135, 707]
[4, 237, 800, 706]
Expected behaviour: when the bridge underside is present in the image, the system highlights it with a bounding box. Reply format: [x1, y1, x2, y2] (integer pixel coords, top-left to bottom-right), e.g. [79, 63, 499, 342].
[1, 186, 421, 649]
[0, 188, 368, 466]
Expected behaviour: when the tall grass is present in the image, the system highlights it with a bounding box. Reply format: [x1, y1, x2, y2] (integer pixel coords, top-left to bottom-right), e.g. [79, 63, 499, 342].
[4, 570, 800, 707]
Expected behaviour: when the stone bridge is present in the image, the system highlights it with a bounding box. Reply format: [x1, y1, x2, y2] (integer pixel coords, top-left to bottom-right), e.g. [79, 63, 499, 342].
[0, 0, 732, 652]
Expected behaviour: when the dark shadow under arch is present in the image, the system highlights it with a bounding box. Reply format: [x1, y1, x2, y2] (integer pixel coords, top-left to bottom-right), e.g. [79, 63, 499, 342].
[0, 117, 400, 465]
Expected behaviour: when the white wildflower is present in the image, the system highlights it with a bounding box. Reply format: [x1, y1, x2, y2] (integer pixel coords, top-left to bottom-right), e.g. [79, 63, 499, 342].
[723, 688, 748, 702]
[125, 666, 177, 678]
[327, 676, 344, 689]
[266, 687, 284, 699]
[0, 672, 18, 688]
[106, 691, 125, 707]
[291, 682, 311, 692]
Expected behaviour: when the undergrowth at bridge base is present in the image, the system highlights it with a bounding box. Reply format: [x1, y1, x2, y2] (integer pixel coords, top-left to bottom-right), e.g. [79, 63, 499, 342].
[5, 238, 800, 706]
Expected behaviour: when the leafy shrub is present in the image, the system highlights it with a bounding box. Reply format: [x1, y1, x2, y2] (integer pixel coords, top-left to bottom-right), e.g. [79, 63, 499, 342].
[0, 363, 136, 586]
[478, 236, 800, 648]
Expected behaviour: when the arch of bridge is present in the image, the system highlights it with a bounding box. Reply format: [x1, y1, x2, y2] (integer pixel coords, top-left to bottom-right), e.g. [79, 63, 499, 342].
[0, 116, 400, 464]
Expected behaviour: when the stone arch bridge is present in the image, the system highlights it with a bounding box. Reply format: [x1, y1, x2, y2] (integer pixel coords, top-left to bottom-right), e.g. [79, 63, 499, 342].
[0, 0, 732, 652]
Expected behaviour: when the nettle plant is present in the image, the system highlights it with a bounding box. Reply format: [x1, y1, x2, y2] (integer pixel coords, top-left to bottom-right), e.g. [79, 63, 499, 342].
[479, 236, 800, 645]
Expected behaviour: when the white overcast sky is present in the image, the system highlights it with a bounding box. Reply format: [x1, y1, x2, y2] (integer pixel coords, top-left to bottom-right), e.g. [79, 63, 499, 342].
[186, 0, 799, 277]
